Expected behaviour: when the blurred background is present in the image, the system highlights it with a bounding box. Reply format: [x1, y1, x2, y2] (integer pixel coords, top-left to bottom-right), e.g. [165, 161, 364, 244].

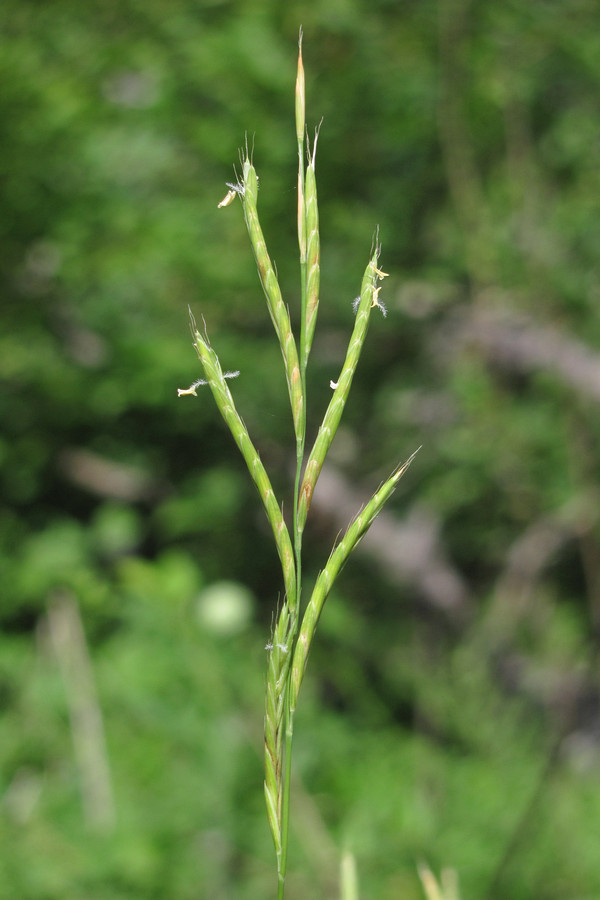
[2, 1, 600, 898]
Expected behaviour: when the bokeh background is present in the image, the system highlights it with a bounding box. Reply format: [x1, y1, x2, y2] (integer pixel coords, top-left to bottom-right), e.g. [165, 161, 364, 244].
[2, 1, 600, 898]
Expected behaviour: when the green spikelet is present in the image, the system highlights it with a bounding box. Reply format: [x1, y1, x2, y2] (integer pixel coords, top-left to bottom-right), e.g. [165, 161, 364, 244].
[191, 318, 297, 614]
[302, 128, 320, 371]
[291, 448, 419, 712]
[241, 154, 304, 445]
[297, 243, 385, 532]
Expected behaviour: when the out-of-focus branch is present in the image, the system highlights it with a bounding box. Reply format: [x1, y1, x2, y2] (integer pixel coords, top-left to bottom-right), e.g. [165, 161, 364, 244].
[448, 304, 600, 405]
[47, 590, 115, 833]
[58, 447, 157, 501]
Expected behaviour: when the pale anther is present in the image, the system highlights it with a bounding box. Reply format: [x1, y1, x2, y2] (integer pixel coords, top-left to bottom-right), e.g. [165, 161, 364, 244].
[370, 286, 388, 316]
[218, 189, 237, 208]
[218, 181, 245, 208]
[372, 264, 389, 280]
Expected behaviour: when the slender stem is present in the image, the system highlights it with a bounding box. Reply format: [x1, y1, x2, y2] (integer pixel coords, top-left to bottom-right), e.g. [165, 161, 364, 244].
[278, 37, 307, 896]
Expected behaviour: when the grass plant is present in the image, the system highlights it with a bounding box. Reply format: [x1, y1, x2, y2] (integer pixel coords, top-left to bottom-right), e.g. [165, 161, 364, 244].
[180, 32, 417, 899]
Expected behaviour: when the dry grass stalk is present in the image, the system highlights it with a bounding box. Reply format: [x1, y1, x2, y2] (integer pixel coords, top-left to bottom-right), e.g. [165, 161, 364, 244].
[418, 862, 461, 900]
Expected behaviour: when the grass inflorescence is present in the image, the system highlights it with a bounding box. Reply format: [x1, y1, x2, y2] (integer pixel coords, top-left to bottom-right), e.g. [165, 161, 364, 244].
[180, 31, 417, 900]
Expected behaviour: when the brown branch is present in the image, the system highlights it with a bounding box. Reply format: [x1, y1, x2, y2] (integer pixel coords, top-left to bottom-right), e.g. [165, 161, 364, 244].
[450, 305, 600, 404]
[58, 447, 158, 501]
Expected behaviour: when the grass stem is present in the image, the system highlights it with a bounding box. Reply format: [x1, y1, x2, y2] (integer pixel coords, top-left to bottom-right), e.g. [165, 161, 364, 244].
[181, 33, 417, 898]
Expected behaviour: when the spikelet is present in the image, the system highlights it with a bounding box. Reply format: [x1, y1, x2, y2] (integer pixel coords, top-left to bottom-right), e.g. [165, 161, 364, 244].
[240, 152, 304, 445]
[296, 28, 306, 263]
[302, 127, 321, 370]
[296, 242, 387, 532]
[290, 448, 419, 711]
[191, 317, 297, 613]
[264, 603, 293, 867]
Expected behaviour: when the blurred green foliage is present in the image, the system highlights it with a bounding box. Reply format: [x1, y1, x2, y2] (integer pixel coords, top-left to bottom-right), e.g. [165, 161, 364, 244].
[2, 1, 600, 898]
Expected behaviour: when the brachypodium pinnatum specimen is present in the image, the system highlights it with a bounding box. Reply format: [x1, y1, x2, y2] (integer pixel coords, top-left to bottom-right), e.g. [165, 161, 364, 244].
[179, 33, 417, 900]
